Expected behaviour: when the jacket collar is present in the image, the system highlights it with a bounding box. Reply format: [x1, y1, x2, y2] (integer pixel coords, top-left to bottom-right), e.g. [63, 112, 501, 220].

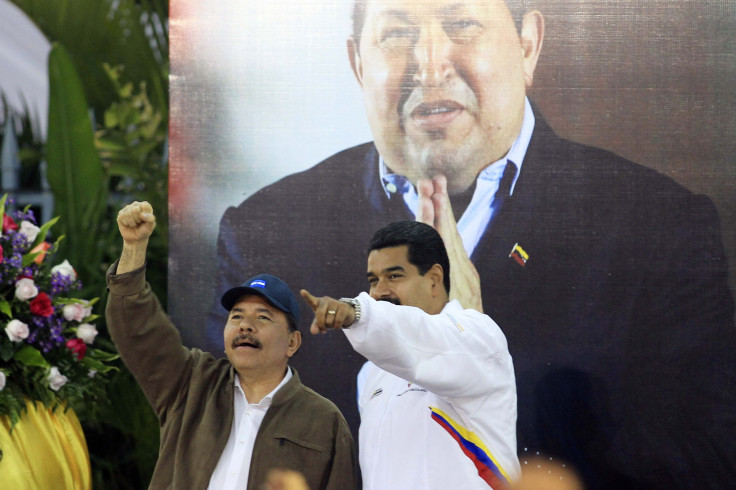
[226, 364, 303, 407]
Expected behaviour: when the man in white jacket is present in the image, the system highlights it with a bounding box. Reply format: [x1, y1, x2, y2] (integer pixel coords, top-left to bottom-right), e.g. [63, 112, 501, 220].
[302, 220, 519, 489]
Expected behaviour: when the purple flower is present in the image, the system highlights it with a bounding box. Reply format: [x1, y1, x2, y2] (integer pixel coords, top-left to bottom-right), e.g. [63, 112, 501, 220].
[7, 253, 22, 268]
[28, 315, 65, 352]
[50, 272, 81, 295]
[12, 208, 36, 224]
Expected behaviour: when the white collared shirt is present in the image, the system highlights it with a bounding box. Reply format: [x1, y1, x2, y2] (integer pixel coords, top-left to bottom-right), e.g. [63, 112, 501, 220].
[380, 97, 535, 256]
[207, 367, 293, 490]
[346, 293, 519, 488]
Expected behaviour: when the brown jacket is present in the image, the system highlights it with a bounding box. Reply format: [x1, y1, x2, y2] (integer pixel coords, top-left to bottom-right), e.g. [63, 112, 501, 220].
[106, 263, 359, 489]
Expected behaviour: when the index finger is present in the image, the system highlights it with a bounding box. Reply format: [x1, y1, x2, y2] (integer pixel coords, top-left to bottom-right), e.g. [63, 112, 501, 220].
[416, 178, 435, 226]
[430, 175, 461, 234]
[138, 201, 155, 222]
[138, 201, 153, 213]
[432, 174, 448, 195]
[300, 289, 320, 310]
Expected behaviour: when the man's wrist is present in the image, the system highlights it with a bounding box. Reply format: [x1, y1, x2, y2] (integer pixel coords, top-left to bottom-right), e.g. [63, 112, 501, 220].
[339, 297, 361, 327]
[118, 241, 149, 275]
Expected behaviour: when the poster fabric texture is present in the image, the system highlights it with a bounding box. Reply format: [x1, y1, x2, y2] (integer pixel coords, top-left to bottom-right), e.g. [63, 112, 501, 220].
[169, 1, 736, 488]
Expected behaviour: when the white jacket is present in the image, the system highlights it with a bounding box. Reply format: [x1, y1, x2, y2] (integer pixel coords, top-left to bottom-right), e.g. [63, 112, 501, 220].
[345, 293, 519, 489]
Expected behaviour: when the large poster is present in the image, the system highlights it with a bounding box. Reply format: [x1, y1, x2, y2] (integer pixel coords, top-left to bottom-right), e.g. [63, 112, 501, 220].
[169, 1, 736, 486]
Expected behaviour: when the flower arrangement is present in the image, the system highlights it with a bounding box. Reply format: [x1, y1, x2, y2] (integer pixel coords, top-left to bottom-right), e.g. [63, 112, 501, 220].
[0, 195, 117, 425]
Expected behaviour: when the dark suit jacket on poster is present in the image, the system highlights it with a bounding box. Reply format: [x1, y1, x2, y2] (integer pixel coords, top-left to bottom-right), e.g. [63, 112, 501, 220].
[207, 114, 736, 489]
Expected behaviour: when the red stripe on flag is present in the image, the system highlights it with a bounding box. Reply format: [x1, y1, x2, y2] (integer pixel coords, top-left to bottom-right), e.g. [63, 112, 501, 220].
[511, 252, 526, 267]
[431, 413, 508, 489]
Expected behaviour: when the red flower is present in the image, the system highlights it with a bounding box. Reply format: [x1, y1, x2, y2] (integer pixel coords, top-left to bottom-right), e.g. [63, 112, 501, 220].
[29, 292, 54, 317]
[65, 338, 87, 360]
[2, 214, 18, 232]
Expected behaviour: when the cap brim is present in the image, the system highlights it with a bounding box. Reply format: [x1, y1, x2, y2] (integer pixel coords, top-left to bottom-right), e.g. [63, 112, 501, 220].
[220, 286, 290, 314]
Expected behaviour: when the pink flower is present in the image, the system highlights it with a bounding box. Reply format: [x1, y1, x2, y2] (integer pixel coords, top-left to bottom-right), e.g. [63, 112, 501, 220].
[5, 319, 29, 342]
[65, 338, 87, 360]
[29, 292, 54, 317]
[63, 303, 89, 322]
[15, 278, 39, 301]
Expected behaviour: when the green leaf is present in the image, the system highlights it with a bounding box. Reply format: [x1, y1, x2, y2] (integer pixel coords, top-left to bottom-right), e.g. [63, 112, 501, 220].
[0, 341, 15, 362]
[46, 43, 109, 284]
[0, 299, 12, 319]
[88, 349, 120, 363]
[0, 193, 7, 220]
[13, 345, 50, 368]
[28, 215, 60, 250]
[120, 82, 134, 98]
[54, 297, 94, 305]
[104, 109, 118, 128]
[94, 138, 127, 152]
[81, 356, 119, 373]
[52, 234, 66, 249]
[22, 252, 41, 267]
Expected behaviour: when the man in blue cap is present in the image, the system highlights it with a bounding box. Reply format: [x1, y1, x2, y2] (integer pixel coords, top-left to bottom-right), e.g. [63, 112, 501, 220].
[106, 201, 359, 490]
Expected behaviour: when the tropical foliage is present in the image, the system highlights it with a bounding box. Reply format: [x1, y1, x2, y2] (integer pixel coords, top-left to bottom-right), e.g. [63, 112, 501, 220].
[9, 0, 168, 117]
[4, 0, 169, 487]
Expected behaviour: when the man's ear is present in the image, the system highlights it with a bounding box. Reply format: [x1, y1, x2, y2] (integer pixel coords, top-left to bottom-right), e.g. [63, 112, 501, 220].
[347, 36, 364, 87]
[520, 10, 545, 88]
[428, 263, 444, 295]
[287, 330, 302, 358]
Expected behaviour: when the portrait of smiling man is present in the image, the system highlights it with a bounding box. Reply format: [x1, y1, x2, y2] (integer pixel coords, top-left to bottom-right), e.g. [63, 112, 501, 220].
[188, 0, 736, 488]
[349, 0, 538, 195]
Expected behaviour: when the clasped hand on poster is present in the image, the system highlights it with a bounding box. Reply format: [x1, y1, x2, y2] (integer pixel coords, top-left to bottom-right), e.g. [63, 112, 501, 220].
[417, 175, 483, 313]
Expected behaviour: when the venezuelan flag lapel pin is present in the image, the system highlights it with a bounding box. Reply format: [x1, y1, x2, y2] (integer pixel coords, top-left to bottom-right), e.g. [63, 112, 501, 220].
[509, 243, 529, 267]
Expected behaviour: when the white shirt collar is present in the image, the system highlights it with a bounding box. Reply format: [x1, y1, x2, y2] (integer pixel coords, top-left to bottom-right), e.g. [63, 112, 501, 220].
[234, 365, 293, 406]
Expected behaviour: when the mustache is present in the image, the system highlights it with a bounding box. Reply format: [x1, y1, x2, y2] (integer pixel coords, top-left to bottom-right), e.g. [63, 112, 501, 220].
[379, 297, 401, 306]
[400, 80, 479, 119]
[232, 333, 262, 349]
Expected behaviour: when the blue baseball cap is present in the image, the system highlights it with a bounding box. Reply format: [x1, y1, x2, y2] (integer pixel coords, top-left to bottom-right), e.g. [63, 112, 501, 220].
[220, 274, 300, 322]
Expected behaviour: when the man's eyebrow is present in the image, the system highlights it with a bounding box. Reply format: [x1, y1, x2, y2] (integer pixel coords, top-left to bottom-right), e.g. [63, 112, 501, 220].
[367, 265, 405, 279]
[441, 2, 472, 16]
[383, 265, 405, 274]
[376, 4, 472, 26]
[375, 8, 413, 23]
[229, 305, 274, 315]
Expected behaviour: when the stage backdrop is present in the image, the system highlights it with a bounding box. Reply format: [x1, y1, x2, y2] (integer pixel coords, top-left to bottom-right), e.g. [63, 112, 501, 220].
[169, 0, 735, 476]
